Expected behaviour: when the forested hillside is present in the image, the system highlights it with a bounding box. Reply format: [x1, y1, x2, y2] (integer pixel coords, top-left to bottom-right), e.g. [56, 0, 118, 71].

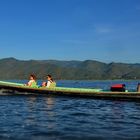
[0, 58, 140, 80]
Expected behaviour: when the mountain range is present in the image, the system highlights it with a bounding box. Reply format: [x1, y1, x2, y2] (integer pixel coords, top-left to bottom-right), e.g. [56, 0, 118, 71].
[0, 57, 140, 80]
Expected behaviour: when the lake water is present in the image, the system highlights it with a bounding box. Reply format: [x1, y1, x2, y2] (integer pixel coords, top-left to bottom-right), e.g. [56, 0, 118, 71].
[0, 80, 140, 140]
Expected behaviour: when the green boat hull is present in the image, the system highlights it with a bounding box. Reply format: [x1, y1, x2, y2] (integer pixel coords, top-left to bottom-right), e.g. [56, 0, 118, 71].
[0, 81, 140, 101]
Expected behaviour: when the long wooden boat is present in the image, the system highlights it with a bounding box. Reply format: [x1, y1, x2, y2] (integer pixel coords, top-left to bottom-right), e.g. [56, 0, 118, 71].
[0, 81, 140, 101]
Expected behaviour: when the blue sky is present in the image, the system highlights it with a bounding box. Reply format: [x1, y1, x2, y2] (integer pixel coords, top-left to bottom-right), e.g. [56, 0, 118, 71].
[0, 0, 140, 63]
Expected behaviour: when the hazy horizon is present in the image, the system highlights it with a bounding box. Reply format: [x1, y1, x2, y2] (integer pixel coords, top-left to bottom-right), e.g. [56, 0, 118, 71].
[1, 57, 140, 64]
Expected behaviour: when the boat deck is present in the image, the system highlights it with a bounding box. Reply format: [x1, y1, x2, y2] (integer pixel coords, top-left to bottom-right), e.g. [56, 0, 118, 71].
[0, 81, 140, 101]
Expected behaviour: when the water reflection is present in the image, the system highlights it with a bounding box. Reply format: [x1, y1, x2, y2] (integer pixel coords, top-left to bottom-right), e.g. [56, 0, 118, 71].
[110, 102, 125, 119]
[25, 96, 56, 130]
[1, 80, 140, 139]
[26, 96, 55, 111]
[27, 96, 37, 110]
[45, 97, 55, 116]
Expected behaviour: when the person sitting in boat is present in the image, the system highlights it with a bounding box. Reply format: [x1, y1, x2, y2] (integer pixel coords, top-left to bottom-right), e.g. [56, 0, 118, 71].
[26, 74, 37, 87]
[137, 83, 140, 92]
[42, 74, 56, 88]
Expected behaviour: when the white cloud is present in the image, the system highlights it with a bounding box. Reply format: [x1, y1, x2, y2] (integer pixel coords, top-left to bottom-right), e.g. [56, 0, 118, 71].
[96, 27, 112, 34]
[61, 39, 84, 44]
[93, 24, 113, 34]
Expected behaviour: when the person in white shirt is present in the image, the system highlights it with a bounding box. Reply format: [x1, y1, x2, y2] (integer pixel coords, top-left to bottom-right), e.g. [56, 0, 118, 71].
[42, 74, 56, 88]
[25, 74, 37, 87]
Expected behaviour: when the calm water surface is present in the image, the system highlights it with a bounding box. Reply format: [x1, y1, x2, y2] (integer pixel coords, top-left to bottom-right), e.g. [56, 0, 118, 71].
[0, 80, 140, 140]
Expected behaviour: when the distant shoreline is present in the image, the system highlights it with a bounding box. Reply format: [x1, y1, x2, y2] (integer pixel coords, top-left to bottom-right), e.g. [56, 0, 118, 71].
[0, 57, 140, 80]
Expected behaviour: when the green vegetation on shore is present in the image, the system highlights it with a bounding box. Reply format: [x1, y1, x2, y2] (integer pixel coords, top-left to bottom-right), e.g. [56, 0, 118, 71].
[0, 57, 140, 80]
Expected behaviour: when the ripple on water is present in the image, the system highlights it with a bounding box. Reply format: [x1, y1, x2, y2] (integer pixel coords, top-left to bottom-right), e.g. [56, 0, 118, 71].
[0, 80, 140, 139]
